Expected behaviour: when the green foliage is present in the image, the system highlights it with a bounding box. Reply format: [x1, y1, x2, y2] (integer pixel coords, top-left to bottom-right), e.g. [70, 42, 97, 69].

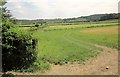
[35, 24, 39, 27]
[16, 13, 118, 25]
[100, 14, 118, 21]
[0, 0, 6, 6]
[2, 21, 38, 71]
[1, 0, 38, 72]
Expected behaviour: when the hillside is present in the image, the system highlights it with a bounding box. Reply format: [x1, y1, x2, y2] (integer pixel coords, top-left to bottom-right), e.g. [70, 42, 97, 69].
[16, 13, 118, 25]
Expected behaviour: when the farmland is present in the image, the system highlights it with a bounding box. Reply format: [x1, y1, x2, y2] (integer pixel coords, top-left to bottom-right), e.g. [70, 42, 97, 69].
[1, 0, 119, 75]
[20, 19, 118, 72]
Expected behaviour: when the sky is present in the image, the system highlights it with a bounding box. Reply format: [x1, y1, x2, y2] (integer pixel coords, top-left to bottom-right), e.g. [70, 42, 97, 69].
[5, 0, 119, 19]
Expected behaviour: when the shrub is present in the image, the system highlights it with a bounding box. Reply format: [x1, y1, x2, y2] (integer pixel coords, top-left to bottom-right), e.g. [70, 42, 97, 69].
[35, 24, 39, 27]
[2, 21, 38, 72]
[1, 0, 38, 72]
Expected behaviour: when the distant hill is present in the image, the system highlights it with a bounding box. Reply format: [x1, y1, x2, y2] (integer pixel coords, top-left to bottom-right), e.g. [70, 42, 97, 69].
[85, 13, 118, 21]
[16, 13, 118, 25]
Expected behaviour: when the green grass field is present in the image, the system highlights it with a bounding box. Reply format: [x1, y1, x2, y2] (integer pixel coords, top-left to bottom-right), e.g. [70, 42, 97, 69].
[22, 19, 118, 72]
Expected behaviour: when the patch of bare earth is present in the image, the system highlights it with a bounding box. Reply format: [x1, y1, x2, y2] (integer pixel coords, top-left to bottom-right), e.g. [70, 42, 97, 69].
[8, 45, 118, 75]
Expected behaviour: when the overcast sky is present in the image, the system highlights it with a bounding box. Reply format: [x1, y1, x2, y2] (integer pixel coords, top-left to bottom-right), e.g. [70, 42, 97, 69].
[6, 0, 119, 19]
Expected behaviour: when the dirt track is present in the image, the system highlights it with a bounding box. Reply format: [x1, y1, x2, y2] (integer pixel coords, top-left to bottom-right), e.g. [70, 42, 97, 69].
[9, 45, 118, 75]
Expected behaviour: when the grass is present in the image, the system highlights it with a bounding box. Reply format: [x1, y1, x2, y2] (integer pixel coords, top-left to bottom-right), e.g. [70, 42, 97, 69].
[76, 26, 118, 49]
[43, 21, 118, 31]
[21, 19, 118, 72]
[33, 29, 101, 65]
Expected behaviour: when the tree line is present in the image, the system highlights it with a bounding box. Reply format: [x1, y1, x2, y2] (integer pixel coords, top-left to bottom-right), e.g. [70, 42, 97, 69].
[16, 13, 118, 25]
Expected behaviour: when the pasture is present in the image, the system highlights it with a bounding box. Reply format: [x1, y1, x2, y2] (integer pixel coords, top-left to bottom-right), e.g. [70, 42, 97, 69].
[25, 19, 119, 71]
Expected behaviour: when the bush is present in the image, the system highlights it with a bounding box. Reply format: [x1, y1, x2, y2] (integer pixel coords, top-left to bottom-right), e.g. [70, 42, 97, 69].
[1, 0, 38, 72]
[2, 22, 38, 71]
[35, 24, 39, 27]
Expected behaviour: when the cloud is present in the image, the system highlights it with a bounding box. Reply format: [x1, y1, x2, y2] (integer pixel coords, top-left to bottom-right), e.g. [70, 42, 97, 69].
[6, 0, 119, 19]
